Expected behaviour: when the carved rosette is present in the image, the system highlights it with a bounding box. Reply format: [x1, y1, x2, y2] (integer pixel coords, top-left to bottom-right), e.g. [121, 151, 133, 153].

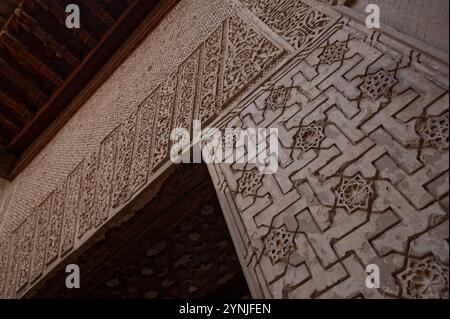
[318, 40, 349, 65]
[360, 69, 398, 100]
[293, 122, 326, 151]
[336, 174, 374, 212]
[398, 256, 449, 299]
[417, 113, 449, 151]
[264, 225, 295, 264]
[0, 9, 318, 298]
[237, 169, 264, 198]
[265, 86, 291, 111]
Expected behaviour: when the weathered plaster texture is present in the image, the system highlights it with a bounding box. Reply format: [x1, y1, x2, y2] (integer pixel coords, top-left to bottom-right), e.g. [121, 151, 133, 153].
[351, 0, 449, 53]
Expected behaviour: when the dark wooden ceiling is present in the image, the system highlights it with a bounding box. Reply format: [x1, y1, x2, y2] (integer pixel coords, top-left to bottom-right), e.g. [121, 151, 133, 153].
[0, 0, 172, 179]
[0, 0, 17, 29]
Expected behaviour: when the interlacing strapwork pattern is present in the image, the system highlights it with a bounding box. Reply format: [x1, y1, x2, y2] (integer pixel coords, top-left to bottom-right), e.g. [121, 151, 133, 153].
[209, 0, 449, 299]
[0, 11, 285, 298]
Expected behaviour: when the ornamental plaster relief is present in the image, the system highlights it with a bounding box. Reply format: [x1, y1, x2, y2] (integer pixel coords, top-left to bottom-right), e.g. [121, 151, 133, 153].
[0, 7, 288, 297]
[0, 0, 448, 299]
[208, 0, 448, 298]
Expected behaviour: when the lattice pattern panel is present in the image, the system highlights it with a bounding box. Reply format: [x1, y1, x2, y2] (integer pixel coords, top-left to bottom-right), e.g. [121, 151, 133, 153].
[208, 1, 449, 299]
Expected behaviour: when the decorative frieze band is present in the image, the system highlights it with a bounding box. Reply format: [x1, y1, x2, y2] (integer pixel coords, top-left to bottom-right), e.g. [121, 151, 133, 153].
[0, 8, 291, 297]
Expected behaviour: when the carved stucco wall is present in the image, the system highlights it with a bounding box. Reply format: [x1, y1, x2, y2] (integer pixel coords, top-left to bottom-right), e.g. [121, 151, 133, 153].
[0, 0, 448, 299]
[0, 0, 234, 234]
[210, 0, 449, 298]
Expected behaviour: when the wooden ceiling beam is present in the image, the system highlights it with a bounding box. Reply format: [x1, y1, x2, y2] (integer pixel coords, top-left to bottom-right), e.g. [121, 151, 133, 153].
[82, 0, 115, 27]
[0, 0, 16, 12]
[0, 54, 49, 108]
[0, 16, 7, 27]
[0, 90, 34, 125]
[0, 30, 64, 87]
[0, 145, 15, 178]
[0, 0, 15, 18]
[14, 8, 81, 68]
[0, 110, 22, 138]
[35, 0, 97, 48]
